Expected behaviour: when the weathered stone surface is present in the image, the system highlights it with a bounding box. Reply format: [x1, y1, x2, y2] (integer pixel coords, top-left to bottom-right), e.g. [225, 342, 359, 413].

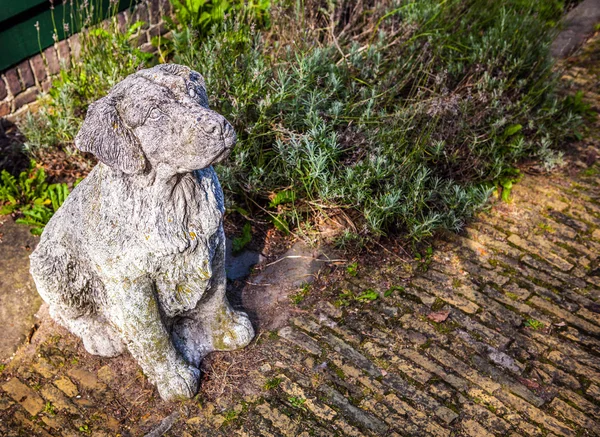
[32, 357, 57, 378]
[0, 396, 14, 411]
[4, 68, 21, 95]
[13, 88, 38, 109]
[225, 238, 263, 280]
[30, 54, 47, 83]
[0, 101, 10, 118]
[29, 64, 254, 401]
[68, 368, 106, 391]
[53, 376, 79, 397]
[17, 61, 35, 88]
[43, 46, 60, 75]
[68, 34, 81, 61]
[242, 240, 333, 330]
[1, 378, 45, 416]
[552, 0, 600, 58]
[57, 40, 70, 66]
[0, 76, 7, 100]
[0, 218, 42, 361]
[149, 0, 161, 24]
[40, 384, 78, 414]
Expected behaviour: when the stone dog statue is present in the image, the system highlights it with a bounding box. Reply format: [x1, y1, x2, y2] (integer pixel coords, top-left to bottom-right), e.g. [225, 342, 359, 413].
[29, 64, 254, 400]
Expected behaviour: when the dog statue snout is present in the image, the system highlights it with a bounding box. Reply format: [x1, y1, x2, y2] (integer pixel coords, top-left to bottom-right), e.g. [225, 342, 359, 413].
[201, 118, 222, 136]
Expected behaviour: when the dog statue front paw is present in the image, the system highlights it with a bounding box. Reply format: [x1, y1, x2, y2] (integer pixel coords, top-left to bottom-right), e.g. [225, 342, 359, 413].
[211, 308, 255, 351]
[155, 362, 200, 401]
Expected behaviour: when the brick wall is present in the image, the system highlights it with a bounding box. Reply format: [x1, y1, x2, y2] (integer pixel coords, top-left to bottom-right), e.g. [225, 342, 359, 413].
[0, 0, 172, 123]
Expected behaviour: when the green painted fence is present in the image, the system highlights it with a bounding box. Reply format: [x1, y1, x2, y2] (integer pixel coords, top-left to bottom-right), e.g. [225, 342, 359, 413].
[0, 0, 134, 71]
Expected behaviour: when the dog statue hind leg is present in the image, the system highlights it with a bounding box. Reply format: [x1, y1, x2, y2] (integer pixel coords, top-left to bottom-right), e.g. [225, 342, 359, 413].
[30, 245, 125, 358]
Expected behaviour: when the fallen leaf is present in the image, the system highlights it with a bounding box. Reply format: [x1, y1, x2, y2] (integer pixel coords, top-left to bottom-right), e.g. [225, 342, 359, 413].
[518, 377, 540, 390]
[427, 310, 450, 323]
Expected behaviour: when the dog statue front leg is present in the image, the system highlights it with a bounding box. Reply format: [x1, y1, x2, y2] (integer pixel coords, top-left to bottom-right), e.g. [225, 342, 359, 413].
[173, 238, 254, 367]
[106, 276, 200, 401]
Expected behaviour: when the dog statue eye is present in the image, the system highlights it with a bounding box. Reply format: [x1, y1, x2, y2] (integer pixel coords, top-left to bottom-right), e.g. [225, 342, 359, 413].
[148, 108, 162, 120]
[188, 87, 196, 98]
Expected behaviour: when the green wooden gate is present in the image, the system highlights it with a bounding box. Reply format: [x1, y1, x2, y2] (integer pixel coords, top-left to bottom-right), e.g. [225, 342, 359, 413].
[0, 0, 133, 71]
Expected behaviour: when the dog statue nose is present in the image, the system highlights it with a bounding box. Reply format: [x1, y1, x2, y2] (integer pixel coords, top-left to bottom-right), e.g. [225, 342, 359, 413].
[223, 122, 236, 148]
[201, 119, 221, 136]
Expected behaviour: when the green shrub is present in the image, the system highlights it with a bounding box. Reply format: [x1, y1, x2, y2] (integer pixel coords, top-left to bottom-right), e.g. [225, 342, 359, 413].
[172, 0, 580, 240]
[17, 0, 582, 242]
[0, 161, 72, 235]
[168, 0, 270, 36]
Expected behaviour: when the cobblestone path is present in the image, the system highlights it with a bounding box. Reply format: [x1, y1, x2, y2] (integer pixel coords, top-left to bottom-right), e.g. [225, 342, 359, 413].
[2, 30, 600, 437]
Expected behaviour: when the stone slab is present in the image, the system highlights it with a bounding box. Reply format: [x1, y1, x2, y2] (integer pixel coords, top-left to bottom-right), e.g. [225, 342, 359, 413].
[0, 217, 41, 361]
[551, 0, 600, 58]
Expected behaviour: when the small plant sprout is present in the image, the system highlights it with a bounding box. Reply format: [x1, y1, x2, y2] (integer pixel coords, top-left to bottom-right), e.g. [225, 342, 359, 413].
[222, 409, 238, 425]
[288, 396, 307, 411]
[232, 222, 252, 254]
[355, 289, 379, 302]
[335, 290, 354, 307]
[290, 283, 311, 305]
[384, 286, 404, 297]
[43, 401, 56, 416]
[346, 262, 359, 277]
[415, 247, 434, 271]
[264, 377, 282, 390]
[525, 319, 544, 330]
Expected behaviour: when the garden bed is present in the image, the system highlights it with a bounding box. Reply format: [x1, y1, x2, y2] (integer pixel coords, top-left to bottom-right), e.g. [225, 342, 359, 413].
[1, 0, 590, 247]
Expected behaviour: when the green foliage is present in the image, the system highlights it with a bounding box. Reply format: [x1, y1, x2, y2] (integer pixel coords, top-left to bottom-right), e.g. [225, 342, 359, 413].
[168, 0, 270, 38]
[355, 289, 379, 302]
[346, 262, 358, 277]
[288, 396, 307, 410]
[335, 289, 354, 307]
[0, 161, 71, 234]
[335, 287, 380, 305]
[232, 222, 252, 253]
[269, 190, 296, 208]
[504, 124, 523, 137]
[384, 286, 403, 297]
[564, 90, 596, 120]
[290, 283, 311, 304]
[333, 230, 367, 250]
[497, 168, 522, 203]
[525, 318, 545, 330]
[43, 401, 56, 416]
[264, 377, 282, 390]
[222, 409, 238, 425]
[415, 246, 433, 271]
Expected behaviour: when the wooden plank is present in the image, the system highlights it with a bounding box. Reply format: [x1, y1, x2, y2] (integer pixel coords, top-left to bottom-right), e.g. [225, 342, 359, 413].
[0, 0, 132, 71]
[0, 0, 47, 24]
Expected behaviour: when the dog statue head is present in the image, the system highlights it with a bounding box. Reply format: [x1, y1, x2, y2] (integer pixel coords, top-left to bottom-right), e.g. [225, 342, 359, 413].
[75, 64, 236, 175]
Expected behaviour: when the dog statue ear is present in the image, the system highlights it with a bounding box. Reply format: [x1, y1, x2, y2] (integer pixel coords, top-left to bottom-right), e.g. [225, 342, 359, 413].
[75, 96, 146, 174]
